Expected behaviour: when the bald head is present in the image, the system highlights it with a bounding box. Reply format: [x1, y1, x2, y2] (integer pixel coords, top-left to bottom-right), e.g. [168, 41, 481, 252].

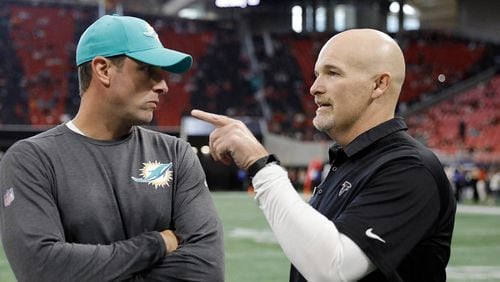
[311, 29, 407, 144]
[318, 29, 406, 96]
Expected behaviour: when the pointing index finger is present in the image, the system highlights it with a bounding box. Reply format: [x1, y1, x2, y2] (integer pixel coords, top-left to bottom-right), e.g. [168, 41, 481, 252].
[190, 109, 234, 127]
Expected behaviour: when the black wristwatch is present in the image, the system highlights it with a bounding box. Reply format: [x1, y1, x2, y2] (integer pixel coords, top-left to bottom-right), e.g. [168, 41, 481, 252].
[247, 154, 280, 179]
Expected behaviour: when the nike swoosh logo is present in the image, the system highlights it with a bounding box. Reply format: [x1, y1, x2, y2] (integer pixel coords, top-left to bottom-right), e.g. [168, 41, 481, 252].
[365, 228, 386, 243]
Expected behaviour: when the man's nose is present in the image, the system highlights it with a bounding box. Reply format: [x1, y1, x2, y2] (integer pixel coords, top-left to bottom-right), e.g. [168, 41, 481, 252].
[310, 77, 325, 96]
[153, 78, 168, 95]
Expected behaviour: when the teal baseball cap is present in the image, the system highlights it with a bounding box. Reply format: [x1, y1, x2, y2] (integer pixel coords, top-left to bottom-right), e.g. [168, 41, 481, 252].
[76, 14, 192, 73]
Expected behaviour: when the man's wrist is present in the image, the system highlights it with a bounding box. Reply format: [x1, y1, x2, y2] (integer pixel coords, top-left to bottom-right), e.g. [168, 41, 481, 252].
[248, 154, 280, 180]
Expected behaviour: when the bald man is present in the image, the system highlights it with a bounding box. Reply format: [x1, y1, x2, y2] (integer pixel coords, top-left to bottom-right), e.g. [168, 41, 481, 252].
[192, 29, 456, 282]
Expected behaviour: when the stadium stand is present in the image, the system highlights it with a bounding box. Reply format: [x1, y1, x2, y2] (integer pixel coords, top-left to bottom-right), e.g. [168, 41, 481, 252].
[0, 5, 26, 124]
[0, 1, 498, 165]
[399, 30, 490, 105]
[8, 3, 75, 125]
[253, 35, 313, 140]
[407, 75, 500, 163]
[1, 1, 219, 127]
[190, 27, 260, 118]
[149, 16, 216, 126]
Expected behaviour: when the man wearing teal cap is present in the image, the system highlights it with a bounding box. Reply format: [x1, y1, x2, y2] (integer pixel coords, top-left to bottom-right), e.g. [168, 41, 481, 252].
[0, 15, 224, 281]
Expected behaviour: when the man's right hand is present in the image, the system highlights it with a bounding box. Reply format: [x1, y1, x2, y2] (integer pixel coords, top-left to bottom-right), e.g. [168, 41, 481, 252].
[160, 230, 179, 254]
[190, 109, 268, 170]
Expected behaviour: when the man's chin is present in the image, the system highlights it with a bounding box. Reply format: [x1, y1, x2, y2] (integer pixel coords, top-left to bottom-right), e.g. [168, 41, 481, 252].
[131, 116, 154, 126]
[312, 118, 330, 133]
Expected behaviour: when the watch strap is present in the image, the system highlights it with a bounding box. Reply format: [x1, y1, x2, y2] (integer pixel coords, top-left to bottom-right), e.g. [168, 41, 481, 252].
[248, 154, 280, 179]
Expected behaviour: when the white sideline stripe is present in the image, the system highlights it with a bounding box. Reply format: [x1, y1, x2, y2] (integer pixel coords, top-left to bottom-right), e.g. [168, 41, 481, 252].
[447, 266, 500, 280]
[457, 204, 500, 215]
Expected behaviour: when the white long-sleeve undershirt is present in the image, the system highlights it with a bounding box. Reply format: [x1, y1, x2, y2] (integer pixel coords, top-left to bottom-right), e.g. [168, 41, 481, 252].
[252, 164, 375, 281]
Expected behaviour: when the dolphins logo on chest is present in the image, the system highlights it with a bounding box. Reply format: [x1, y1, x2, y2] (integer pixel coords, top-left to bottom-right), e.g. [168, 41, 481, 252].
[132, 161, 173, 189]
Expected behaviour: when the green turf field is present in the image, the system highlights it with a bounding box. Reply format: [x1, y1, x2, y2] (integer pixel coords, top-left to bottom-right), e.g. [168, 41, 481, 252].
[0, 192, 499, 281]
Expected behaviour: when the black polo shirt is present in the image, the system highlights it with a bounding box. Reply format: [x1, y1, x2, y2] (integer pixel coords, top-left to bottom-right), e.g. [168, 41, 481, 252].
[290, 118, 456, 282]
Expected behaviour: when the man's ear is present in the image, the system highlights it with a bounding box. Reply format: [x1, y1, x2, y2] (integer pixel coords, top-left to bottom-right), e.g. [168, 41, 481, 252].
[91, 56, 111, 87]
[372, 73, 390, 99]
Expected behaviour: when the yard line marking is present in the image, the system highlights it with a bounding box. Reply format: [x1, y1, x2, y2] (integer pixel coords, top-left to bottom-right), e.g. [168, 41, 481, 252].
[228, 227, 278, 244]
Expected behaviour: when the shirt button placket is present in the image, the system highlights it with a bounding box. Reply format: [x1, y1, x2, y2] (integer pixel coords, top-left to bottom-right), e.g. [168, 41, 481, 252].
[318, 166, 336, 195]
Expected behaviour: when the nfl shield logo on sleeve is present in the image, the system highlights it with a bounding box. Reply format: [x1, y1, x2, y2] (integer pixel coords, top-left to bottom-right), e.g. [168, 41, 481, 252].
[3, 188, 15, 207]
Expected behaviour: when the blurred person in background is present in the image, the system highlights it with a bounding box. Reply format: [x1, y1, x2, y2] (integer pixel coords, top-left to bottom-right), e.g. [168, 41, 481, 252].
[490, 168, 500, 204]
[192, 29, 456, 281]
[453, 166, 466, 202]
[0, 15, 223, 281]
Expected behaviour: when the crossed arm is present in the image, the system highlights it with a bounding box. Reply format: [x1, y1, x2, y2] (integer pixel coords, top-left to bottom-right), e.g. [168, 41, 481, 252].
[0, 141, 223, 282]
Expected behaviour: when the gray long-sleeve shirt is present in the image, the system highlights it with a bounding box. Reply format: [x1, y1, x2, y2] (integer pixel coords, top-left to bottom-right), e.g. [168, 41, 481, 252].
[0, 124, 224, 281]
